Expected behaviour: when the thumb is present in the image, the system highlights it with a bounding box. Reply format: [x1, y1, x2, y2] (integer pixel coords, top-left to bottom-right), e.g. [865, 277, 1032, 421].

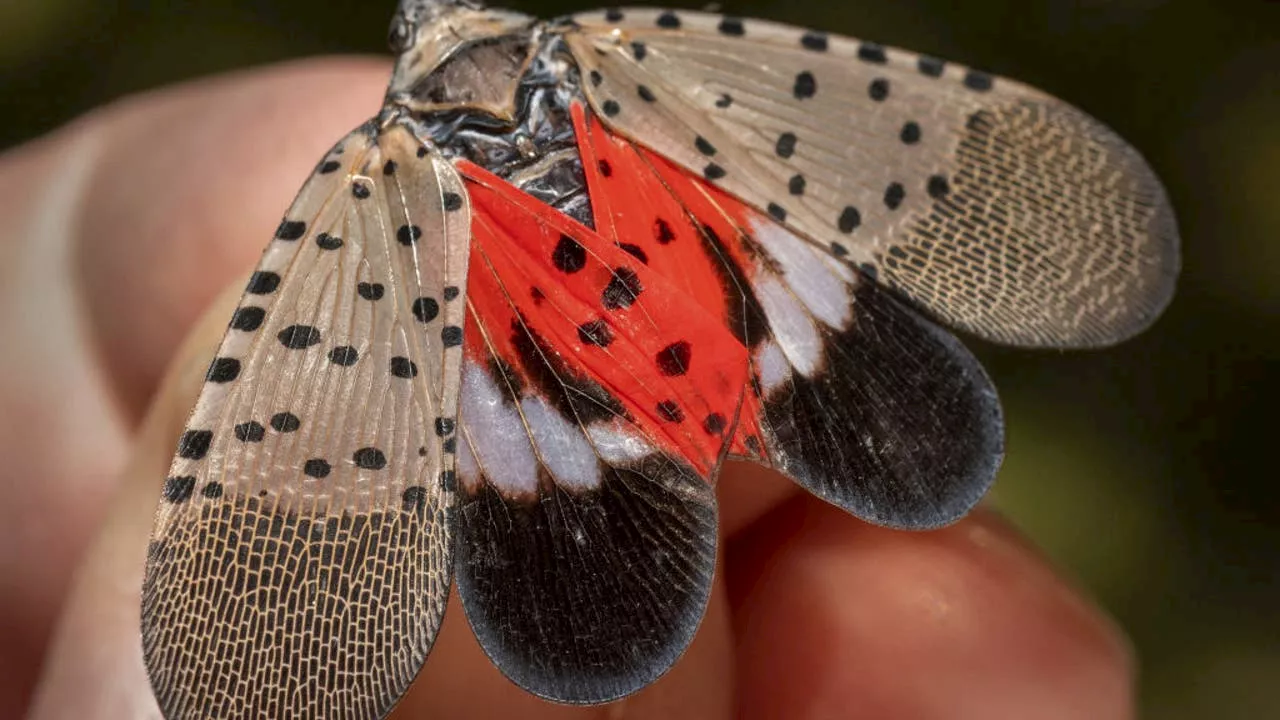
[28, 275, 737, 719]
[27, 280, 244, 720]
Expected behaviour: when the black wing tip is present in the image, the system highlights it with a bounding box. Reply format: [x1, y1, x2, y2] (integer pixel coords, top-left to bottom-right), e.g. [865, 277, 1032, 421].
[760, 279, 1006, 531]
[455, 458, 718, 704]
[466, 610, 707, 705]
[785, 367, 1004, 532]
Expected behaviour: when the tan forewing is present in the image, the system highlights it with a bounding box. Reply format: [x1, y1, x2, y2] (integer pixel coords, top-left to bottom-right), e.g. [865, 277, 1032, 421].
[565, 7, 1179, 348]
[141, 121, 470, 720]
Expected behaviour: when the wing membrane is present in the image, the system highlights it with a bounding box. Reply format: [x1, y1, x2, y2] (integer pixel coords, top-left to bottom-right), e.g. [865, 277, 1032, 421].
[452, 161, 748, 703]
[566, 7, 1179, 348]
[141, 122, 470, 719]
[575, 102, 1002, 528]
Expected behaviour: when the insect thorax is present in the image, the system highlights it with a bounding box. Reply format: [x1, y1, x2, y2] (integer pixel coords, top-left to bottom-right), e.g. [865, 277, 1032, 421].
[407, 31, 595, 228]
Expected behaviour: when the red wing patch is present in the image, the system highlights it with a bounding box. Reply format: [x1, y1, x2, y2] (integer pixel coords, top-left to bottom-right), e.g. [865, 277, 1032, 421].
[574, 102, 1004, 531]
[450, 159, 748, 704]
[573, 103, 768, 461]
[457, 159, 747, 480]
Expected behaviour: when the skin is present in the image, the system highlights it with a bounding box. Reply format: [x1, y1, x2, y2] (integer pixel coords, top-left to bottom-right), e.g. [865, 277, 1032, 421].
[0, 59, 1133, 720]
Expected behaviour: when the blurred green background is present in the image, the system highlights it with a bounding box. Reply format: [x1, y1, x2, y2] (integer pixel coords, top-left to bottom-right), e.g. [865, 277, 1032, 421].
[1, 0, 1275, 717]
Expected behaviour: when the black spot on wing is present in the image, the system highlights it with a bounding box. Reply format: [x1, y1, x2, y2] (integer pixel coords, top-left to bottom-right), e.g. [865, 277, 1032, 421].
[455, 455, 716, 703]
[655, 341, 691, 376]
[230, 306, 265, 332]
[656, 10, 681, 28]
[964, 70, 994, 91]
[353, 447, 387, 470]
[234, 421, 265, 443]
[277, 325, 321, 350]
[718, 17, 744, 36]
[601, 267, 642, 310]
[793, 71, 817, 99]
[918, 56, 945, 77]
[270, 412, 300, 433]
[328, 345, 359, 366]
[206, 357, 241, 383]
[397, 225, 423, 246]
[177, 430, 213, 460]
[162, 476, 196, 503]
[800, 32, 828, 51]
[552, 234, 587, 273]
[246, 272, 280, 295]
[858, 43, 888, 64]
[442, 326, 464, 347]
[275, 220, 307, 240]
[869, 78, 890, 102]
[303, 458, 331, 479]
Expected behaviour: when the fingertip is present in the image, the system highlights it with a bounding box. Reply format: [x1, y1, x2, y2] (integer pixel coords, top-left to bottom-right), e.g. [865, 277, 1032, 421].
[729, 499, 1133, 720]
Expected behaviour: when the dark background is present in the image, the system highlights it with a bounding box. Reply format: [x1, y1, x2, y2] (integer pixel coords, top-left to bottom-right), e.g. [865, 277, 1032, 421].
[1, 0, 1275, 716]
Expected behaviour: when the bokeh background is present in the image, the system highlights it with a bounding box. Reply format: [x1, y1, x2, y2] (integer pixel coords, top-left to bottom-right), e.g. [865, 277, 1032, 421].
[1, 0, 1275, 717]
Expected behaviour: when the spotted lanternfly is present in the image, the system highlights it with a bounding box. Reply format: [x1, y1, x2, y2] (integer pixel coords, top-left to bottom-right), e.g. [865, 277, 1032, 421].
[141, 2, 1180, 716]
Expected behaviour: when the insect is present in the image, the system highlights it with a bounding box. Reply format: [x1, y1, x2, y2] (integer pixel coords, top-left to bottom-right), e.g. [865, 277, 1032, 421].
[140, 1, 1179, 717]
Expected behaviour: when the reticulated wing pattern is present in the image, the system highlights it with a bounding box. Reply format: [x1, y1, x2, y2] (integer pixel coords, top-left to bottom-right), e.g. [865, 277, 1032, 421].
[575, 105, 1001, 528]
[141, 122, 470, 720]
[451, 161, 748, 704]
[565, 7, 1179, 348]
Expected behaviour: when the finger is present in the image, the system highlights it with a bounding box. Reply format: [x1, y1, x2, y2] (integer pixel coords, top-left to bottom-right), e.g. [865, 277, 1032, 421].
[718, 460, 800, 539]
[26, 281, 248, 720]
[0, 59, 389, 700]
[74, 58, 389, 421]
[727, 497, 1134, 720]
[30, 277, 735, 719]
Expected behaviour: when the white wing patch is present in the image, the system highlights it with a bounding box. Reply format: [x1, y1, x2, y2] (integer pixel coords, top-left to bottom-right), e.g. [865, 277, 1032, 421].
[456, 358, 545, 498]
[750, 217, 855, 330]
[520, 396, 601, 492]
[753, 275, 825, 378]
[142, 120, 470, 720]
[566, 7, 1178, 348]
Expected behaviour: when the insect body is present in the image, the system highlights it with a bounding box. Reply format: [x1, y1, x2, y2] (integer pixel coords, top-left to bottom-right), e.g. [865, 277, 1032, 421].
[141, 2, 1180, 717]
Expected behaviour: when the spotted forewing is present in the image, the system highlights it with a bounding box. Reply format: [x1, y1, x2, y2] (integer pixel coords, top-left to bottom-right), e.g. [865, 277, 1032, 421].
[142, 122, 470, 718]
[567, 8, 1177, 348]
[141, 3, 1179, 717]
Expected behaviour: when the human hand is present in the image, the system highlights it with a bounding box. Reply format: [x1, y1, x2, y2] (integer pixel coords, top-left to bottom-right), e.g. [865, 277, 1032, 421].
[0, 60, 1132, 720]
